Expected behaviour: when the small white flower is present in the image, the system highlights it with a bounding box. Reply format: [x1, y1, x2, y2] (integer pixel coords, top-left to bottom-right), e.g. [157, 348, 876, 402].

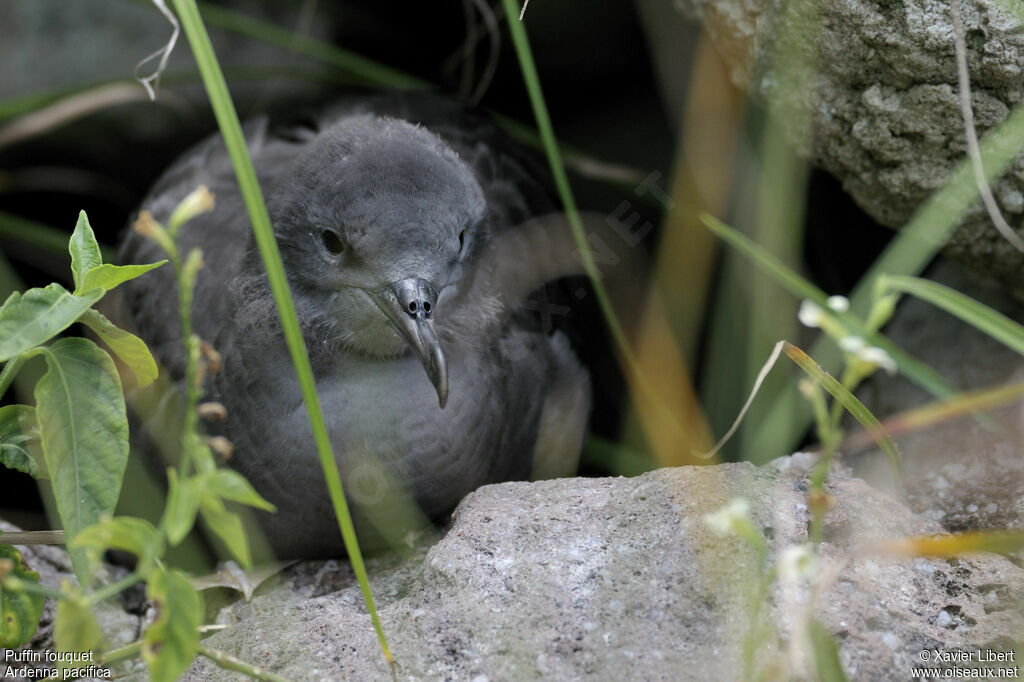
[826, 295, 850, 313]
[705, 498, 751, 537]
[838, 336, 866, 354]
[779, 543, 818, 581]
[858, 345, 898, 375]
[798, 300, 824, 328]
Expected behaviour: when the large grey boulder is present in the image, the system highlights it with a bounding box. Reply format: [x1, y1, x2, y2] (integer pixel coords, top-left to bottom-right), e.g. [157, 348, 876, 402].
[641, 0, 1024, 295]
[177, 460, 1024, 681]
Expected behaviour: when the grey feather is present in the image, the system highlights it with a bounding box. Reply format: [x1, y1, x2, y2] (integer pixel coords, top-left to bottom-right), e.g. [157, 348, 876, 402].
[117, 94, 591, 558]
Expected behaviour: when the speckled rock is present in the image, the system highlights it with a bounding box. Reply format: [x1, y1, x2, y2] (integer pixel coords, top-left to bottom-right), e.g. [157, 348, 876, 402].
[175, 460, 1024, 681]
[658, 0, 1024, 296]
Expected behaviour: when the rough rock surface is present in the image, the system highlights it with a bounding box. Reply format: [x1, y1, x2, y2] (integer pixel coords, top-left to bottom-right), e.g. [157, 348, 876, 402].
[172, 461, 1023, 681]
[666, 0, 1024, 295]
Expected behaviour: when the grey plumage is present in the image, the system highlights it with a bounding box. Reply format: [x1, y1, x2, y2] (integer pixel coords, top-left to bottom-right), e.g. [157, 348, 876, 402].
[118, 94, 591, 558]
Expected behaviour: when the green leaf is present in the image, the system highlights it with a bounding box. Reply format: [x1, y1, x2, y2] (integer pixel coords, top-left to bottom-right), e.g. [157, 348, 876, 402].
[164, 468, 201, 546]
[809, 620, 849, 682]
[78, 308, 159, 388]
[69, 211, 103, 294]
[881, 275, 1024, 356]
[701, 213, 973, 462]
[80, 261, 166, 294]
[0, 284, 103, 363]
[784, 342, 902, 476]
[143, 566, 203, 682]
[33, 337, 129, 583]
[0, 543, 45, 648]
[72, 517, 163, 576]
[204, 469, 276, 512]
[0, 404, 42, 478]
[199, 494, 251, 569]
[54, 581, 103, 657]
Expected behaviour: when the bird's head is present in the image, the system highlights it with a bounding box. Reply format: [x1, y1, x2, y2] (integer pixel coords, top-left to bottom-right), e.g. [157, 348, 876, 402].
[268, 115, 487, 408]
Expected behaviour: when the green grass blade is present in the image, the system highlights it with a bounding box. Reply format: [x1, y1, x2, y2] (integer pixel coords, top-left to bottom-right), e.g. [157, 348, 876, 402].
[701, 214, 960, 401]
[501, 0, 689, 446]
[167, 0, 392, 664]
[783, 342, 901, 476]
[808, 620, 849, 682]
[703, 213, 826, 303]
[881, 275, 1024, 355]
[746, 95, 1024, 458]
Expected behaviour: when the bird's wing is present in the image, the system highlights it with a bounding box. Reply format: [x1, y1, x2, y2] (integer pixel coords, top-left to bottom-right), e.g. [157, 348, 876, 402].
[115, 116, 308, 380]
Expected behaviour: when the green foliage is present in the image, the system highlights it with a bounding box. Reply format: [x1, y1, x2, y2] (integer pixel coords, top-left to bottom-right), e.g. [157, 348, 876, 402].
[878, 275, 1024, 356]
[0, 404, 40, 477]
[0, 211, 164, 585]
[54, 581, 104, 656]
[164, 468, 202, 546]
[143, 566, 204, 682]
[0, 203, 276, 679]
[783, 343, 901, 475]
[809, 620, 849, 682]
[168, 0, 392, 665]
[134, 198, 276, 571]
[701, 214, 958, 404]
[32, 337, 129, 580]
[78, 309, 159, 387]
[0, 543, 45, 648]
[1, 193, 288, 681]
[71, 517, 164, 577]
[0, 284, 104, 362]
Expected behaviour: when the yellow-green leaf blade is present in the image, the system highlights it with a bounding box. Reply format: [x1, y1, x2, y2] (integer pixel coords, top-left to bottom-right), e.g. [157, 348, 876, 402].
[54, 582, 104, 661]
[0, 284, 103, 362]
[0, 543, 44, 648]
[143, 566, 203, 682]
[809, 619, 849, 682]
[164, 468, 201, 547]
[80, 261, 166, 294]
[72, 517, 163, 576]
[79, 308, 159, 388]
[69, 210, 103, 294]
[0, 404, 41, 478]
[204, 469, 276, 512]
[199, 495, 252, 569]
[33, 338, 129, 582]
[783, 342, 902, 475]
[882, 275, 1024, 355]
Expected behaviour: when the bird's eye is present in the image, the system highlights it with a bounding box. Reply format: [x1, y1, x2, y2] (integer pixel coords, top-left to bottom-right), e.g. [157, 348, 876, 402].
[458, 227, 467, 252]
[320, 230, 345, 256]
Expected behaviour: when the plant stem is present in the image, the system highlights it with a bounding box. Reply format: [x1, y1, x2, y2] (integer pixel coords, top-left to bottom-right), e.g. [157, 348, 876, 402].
[500, 0, 688, 445]
[86, 570, 143, 606]
[168, 0, 391, 665]
[101, 640, 142, 666]
[199, 644, 292, 682]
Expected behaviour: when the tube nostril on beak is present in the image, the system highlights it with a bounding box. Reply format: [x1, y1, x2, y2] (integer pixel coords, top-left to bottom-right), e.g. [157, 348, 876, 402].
[395, 278, 439, 319]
